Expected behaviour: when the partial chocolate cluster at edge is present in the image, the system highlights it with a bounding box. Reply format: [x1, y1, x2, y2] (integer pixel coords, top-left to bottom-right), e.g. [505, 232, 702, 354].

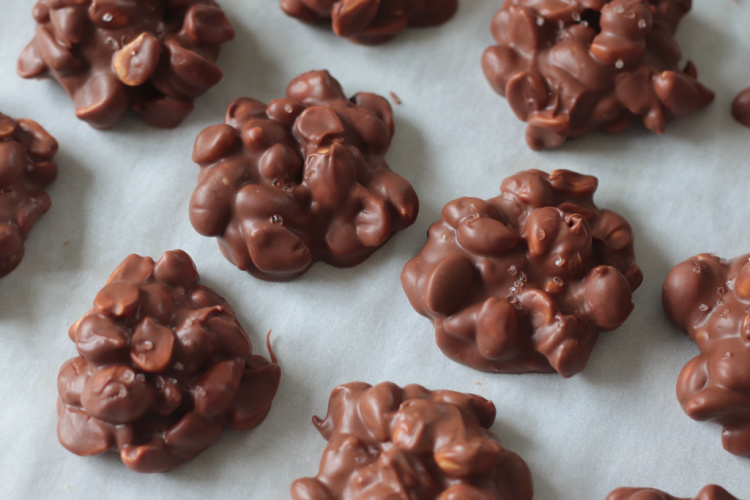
[482, 0, 714, 149]
[280, 0, 458, 44]
[18, 0, 235, 129]
[0, 112, 57, 278]
[607, 485, 741, 500]
[663, 252, 750, 456]
[57, 250, 281, 472]
[291, 381, 533, 500]
[189, 70, 418, 281]
[402, 169, 642, 377]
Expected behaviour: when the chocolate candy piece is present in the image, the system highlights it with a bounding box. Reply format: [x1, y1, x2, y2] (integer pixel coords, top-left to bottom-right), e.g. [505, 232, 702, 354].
[189, 70, 419, 281]
[482, 0, 714, 149]
[402, 169, 642, 377]
[607, 485, 740, 500]
[280, 0, 458, 44]
[663, 252, 750, 456]
[731, 88, 750, 128]
[290, 381, 533, 500]
[0, 112, 57, 278]
[18, 1, 234, 129]
[57, 250, 281, 472]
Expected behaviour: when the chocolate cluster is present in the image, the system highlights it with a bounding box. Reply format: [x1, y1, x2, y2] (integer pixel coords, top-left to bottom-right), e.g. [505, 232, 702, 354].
[731, 88, 750, 128]
[402, 169, 642, 377]
[291, 381, 533, 500]
[189, 70, 419, 281]
[663, 252, 750, 456]
[482, 0, 714, 149]
[607, 485, 739, 500]
[280, 0, 458, 44]
[0, 112, 58, 278]
[57, 250, 281, 472]
[18, 0, 235, 129]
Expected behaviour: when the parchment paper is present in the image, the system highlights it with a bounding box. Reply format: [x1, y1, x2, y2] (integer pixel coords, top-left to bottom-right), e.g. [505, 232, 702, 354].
[2, 1, 750, 498]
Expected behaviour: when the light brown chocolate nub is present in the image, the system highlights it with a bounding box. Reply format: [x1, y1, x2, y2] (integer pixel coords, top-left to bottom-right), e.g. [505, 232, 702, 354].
[290, 381, 533, 500]
[401, 169, 642, 377]
[189, 70, 418, 281]
[482, 0, 714, 149]
[280, 0, 458, 44]
[18, 1, 234, 129]
[0, 112, 57, 278]
[57, 250, 281, 473]
[607, 484, 741, 500]
[663, 252, 750, 457]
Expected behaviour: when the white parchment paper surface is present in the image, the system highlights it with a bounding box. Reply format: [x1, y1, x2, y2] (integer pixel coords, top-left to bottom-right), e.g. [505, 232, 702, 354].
[2, 1, 750, 498]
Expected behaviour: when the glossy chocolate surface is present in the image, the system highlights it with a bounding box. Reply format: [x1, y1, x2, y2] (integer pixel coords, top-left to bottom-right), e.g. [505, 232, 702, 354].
[607, 485, 741, 500]
[0, 112, 57, 278]
[57, 250, 281, 472]
[18, 0, 234, 129]
[402, 169, 642, 377]
[189, 70, 418, 281]
[663, 252, 750, 456]
[291, 381, 533, 500]
[482, 0, 714, 149]
[280, 0, 458, 44]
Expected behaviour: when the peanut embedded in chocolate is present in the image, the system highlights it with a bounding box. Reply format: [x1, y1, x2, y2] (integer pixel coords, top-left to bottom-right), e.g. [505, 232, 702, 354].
[280, 0, 458, 44]
[482, 0, 714, 149]
[56, 250, 281, 472]
[0, 112, 57, 278]
[663, 252, 750, 456]
[18, 0, 234, 129]
[290, 381, 533, 500]
[401, 169, 642, 377]
[189, 70, 419, 281]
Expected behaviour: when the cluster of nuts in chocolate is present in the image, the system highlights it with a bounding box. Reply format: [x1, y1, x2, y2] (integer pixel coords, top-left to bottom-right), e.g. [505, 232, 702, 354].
[189, 70, 419, 281]
[280, 0, 459, 44]
[607, 485, 740, 500]
[291, 381, 533, 500]
[57, 250, 281, 472]
[663, 252, 750, 457]
[402, 169, 642, 377]
[482, 0, 714, 149]
[0, 112, 58, 278]
[18, 0, 235, 129]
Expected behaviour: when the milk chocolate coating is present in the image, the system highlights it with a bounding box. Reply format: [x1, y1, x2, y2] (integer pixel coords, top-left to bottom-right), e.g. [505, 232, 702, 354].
[18, 0, 234, 129]
[0, 112, 58, 278]
[731, 88, 750, 128]
[401, 169, 642, 377]
[57, 250, 281, 472]
[280, 0, 458, 44]
[607, 485, 741, 500]
[189, 70, 419, 281]
[290, 381, 533, 500]
[663, 252, 750, 456]
[482, 0, 714, 150]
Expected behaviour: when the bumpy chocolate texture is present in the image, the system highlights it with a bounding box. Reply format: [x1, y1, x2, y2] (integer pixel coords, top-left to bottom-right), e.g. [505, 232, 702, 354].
[482, 0, 714, 150]
[607, 485, 740, 500]
[291, 381, 534, 500]
[402, 169, 642, 377]
[56, 250, 281, 472]
[18, 0, 235, 129]
[662, 252, 750, 456]
[189, 70, 419, 281]
[0, 113, 58, 278]
[280, 0, 458, 44]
